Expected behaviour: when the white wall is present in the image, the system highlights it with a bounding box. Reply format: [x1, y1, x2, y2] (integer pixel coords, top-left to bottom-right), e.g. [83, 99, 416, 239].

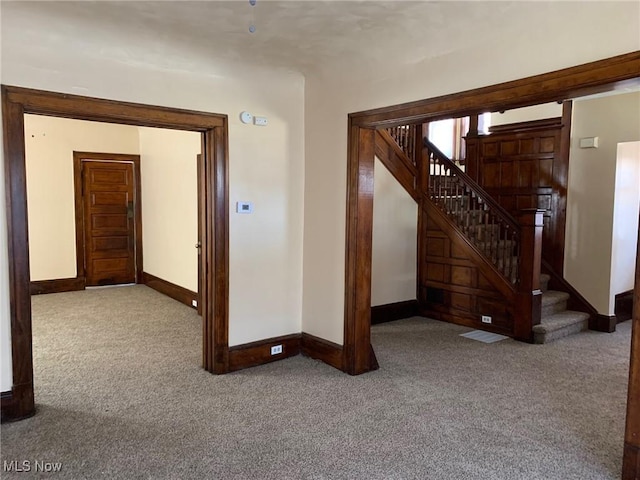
[565, 91, 640, 315]
[372, 157, 417, 306]
[491, 103, 562, 127]
[138, 128, 200, 292]
[611, 142, 640, 304]
[1, 12, 305, 390]
[303, 2, 640, 344]
[24, 115, 140, 281]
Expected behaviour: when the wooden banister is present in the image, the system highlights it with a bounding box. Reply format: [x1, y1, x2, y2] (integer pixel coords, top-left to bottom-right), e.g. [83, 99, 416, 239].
[514, 209, 545, 342]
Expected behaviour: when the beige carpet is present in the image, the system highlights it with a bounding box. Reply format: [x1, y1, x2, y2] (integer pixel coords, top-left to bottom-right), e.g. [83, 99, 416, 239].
[0, 285, 631, 479]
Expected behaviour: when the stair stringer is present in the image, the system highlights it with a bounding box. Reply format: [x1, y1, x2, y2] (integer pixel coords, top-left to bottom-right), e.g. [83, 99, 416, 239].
[419, 197, 519, 336]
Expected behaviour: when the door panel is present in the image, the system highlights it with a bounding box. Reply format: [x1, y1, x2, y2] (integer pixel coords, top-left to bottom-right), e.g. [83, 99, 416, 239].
[82, 160, 137, 286]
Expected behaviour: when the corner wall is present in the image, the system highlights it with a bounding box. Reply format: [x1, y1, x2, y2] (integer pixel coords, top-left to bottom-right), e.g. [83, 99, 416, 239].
[372, 157, 417, 306]
[138, 128, 201, 292]
[565, 91, 640, 315]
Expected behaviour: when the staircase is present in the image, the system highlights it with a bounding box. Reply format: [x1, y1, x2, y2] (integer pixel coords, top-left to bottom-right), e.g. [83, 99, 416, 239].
[379, 125, 595, 344]
[534, 274, 590, 343]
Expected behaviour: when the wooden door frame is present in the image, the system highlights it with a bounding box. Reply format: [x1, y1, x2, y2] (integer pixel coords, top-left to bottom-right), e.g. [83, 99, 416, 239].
[1, 85, 230, 422]
[73, 152, 143, 286]
[345, 52, 640, 474]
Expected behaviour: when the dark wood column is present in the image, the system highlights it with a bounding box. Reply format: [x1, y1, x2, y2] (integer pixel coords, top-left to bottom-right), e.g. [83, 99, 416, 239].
[623, 229, 640, 479]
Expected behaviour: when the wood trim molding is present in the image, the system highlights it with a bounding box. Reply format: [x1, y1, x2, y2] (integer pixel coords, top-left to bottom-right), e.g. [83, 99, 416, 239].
[589, 315, 617, 334]
[2, 85, 229, 422]
[228, 334, 301, 372]
[623, 443, 640, 480]
[73, 151, 143, 285]
[301, 333, 344, 372]
[616, 290, 634, 323]
[1, 384, 35, 423]
[350, 51, 640, 127]
[30, 277, 85, 295]
[488, 117, 562, 134]
[371, 300, 419, 325]
[142, 272, 197, 309]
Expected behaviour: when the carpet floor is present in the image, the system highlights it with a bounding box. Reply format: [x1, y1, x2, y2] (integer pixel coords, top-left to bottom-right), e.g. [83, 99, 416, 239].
[0, 285, 632, 479]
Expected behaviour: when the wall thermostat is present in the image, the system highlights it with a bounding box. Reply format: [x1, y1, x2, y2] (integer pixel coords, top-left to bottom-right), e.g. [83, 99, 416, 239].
[240, 111, 253, 124]
[236, 201, 253, 214]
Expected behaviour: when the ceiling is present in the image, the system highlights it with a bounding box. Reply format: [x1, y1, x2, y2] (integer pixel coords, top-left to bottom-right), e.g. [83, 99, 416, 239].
[2, 1, 556, 78]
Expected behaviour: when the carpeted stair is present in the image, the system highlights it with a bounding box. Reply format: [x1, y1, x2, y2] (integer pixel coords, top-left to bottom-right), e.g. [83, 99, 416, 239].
[532, 273, 590, 344]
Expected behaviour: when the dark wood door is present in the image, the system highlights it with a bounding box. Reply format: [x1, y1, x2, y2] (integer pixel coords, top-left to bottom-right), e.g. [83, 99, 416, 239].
[82, 160, 137, 286]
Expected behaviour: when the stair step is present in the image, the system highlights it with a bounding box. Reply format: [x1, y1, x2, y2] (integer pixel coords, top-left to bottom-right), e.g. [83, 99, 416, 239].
[532, 310, 590, 344]
[541, 290, 569, 317]
[540, 273, 550, 293]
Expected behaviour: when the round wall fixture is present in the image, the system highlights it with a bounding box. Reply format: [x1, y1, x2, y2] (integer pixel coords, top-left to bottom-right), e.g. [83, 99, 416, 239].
[240, 111, 253, 124]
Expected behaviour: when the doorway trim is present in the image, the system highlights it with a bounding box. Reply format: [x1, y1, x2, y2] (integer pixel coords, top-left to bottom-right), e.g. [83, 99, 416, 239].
[345, 50, 640, 374]
[1, 85, 230, 421]
[73, 152, 143, 287]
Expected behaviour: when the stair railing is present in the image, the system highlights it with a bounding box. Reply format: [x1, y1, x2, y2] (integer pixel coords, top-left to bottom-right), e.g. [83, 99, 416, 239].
[424, 138, 521, 285]
[385, 125, 417, 167]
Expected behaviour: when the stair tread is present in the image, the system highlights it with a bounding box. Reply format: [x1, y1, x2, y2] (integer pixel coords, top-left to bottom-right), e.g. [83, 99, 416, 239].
[541, 290, 569, 306]
[532, 310, 590, 333]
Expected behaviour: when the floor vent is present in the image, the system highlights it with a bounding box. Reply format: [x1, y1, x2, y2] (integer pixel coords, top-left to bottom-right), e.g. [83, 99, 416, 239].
[460, 330, 508, 344]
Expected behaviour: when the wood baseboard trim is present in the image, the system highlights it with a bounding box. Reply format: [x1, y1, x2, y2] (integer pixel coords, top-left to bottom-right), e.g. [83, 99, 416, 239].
[1, 384, 35, 423]
[623, 442, 640, 480]
[301, 333, 344, 371]
[589, 314, 617, 333]
[616, 290, 634, 323]
[228, 334, 301, 372]
[30, 277, 85, 295]
[371, 300, 419, 325]
[142, 272, 197, 309]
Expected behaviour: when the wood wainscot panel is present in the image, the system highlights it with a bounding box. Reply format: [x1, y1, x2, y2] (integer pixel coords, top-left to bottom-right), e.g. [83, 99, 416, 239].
[30, 277, 85, 295]
[419, 205, 515, 335]
[142, 272, 198, 309]
[228, 334, 301, 372]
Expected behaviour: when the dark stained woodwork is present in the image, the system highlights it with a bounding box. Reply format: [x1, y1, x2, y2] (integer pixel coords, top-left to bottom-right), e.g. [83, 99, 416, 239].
[345, 53, 639, 388]
[343, 123, 377, 376]
[228, 334, 301, 372]
[2, 85, 228, 422]
[513, 209, 544, 342]
[30, 277, 85, 295]
[371, 300, 419, 325]
[624, 229, 640, 479]
[2, 92, 35, 422]
[374, 129, 418, 201]
[419, 200, 516, 336]
[350, 52, 640, 128]
[196, 154, 203, 316]
[142, 272, 197, 309]
[77, 155, 141, 286]
[617, 290, 634, 323]
[590, 315, 617, 333]
[465, 116, 568, 275]
[300, 333, 344, 372]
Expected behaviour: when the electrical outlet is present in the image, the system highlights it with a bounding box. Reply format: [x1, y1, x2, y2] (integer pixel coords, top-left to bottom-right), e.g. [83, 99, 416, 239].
[270, 344, 283, 355]
[481, 315, 492, 324]
[191, 299, 198, 308]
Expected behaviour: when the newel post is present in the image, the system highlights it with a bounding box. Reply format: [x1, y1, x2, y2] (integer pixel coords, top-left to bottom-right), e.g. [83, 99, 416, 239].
[514, 209, 545, 342]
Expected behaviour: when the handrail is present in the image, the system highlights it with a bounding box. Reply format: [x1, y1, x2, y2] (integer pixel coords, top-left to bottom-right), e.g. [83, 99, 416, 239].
[424, 138, 520, 232]
[424, 137, 521, 284]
